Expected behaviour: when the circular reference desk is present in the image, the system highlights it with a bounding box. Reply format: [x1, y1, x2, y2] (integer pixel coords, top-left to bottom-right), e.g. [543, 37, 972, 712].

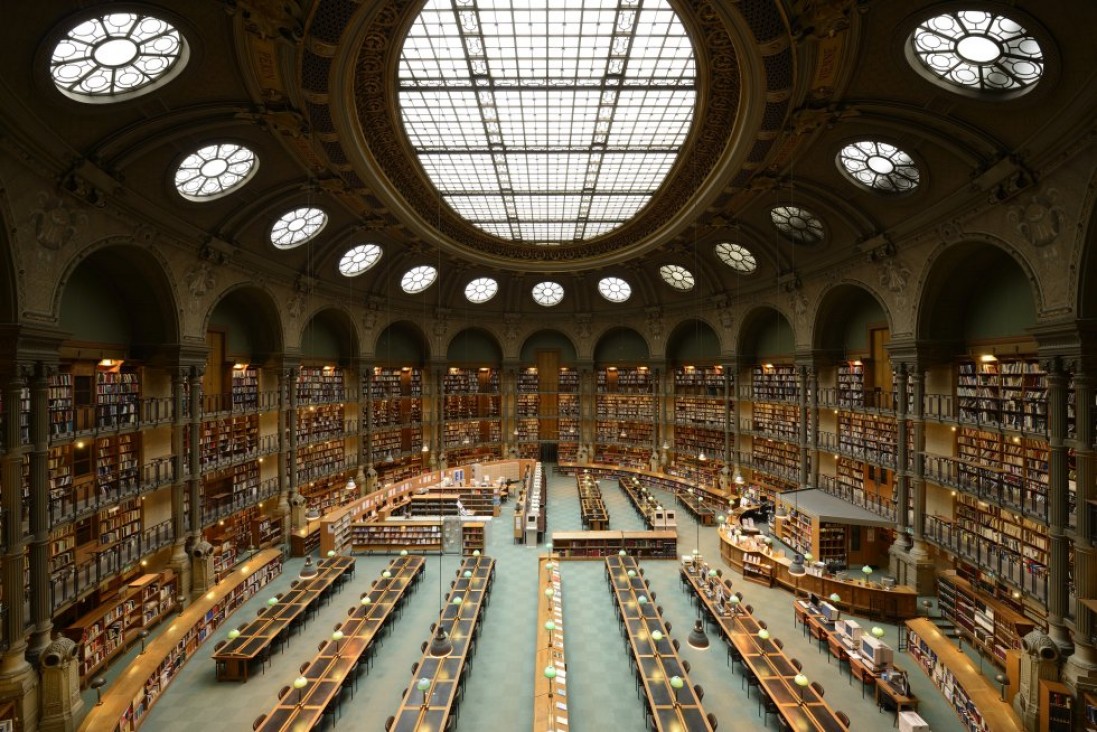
[718, 528, 918, 621]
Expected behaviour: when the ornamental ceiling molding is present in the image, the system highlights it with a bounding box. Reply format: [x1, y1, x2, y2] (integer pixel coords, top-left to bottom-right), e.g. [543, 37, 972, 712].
[344, 0, 792, 265]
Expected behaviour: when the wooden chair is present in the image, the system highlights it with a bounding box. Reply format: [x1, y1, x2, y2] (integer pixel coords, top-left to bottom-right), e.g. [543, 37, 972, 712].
[836, 710, 851, 729]
[278, 685, 291, 699]
[694, 684, 704, 702]
[811, 681, 825, 698]
[253, 714, 267, 730]
[707, 712, 718, 730]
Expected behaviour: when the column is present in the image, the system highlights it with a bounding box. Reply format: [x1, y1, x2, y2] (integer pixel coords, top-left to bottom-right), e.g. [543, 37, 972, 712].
[187, 366, 203, 544]
[1045, 360, 1073, 653]
[169, 369, 189, 603]
[909, 368, 928, 553]
[893, 364, 912, 550]
[809, 367, 820, 489]
[286, 367, 300, 521]
[276, 367, 290, 519]
[797, 366, 809, 488]
[1066, 371, 1097, 685]
[578, 362, 595, 462]
[27, 364, 51, 661]
[1, 372, 29, 673]
[0, 370, 36, 732]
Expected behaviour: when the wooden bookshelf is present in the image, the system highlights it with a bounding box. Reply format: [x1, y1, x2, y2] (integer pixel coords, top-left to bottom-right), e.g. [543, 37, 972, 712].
[905, 618, 1023, 732]
[77, 549, 282, 732]
[838, 412, 897, 467]
[63, 569, 178, 683]
[95, 367, 140, 429]
[742, 549, 775, 586]
[937, 570, 1037, 666]
[751, 363, 798, 402]
[957, 427, 1049, 518]
[297, 365, 345, 405]
[549, 530, 677, 559]
[837, 361, 865, 408]
[351, 520, 442, 553]
[230, 364, 257, 410]
[1082, 691, 1097, 732]
[957, 358, 1046, 431]
[49, 371, 75, 436]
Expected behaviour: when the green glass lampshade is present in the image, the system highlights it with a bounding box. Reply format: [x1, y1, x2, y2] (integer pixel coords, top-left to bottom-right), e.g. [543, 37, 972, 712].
[543, 665, 557, 680]
[544, 620, 556, 632]
[871, 626, 886, 638]
[382, 570, 392, 578]
[794, 673, 809, 687]
[669, 675, 684, 689]
[361, 596, 372, 606]
[463, 570, 473, 578]
[416, 677, 431, 692]
[758, 629, 771, 640]
[227, 629, 240, 640]
[829, 593, 840, 603]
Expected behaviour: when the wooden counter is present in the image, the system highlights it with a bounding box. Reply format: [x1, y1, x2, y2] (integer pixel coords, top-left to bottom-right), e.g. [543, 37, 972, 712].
[719, 528, 917, 621]
[79, 549, 283, 732]
[905, 618, 1023, 732]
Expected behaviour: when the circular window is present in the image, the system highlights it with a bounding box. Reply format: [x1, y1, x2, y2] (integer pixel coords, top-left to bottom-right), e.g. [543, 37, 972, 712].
[909, 10, 1042, 93]
[174, 143, 258, 201]
[532, 281, 564, 307]
[465, 277, 499, 304]
[270, 207, 328, 249]
[338, 244, 382, 277]
[598, 277, 632, 303]
[770, 206, 824, 244]
[837, 141, 920, 193]
[50, 13, 187, 101]
[401, 265, 438, 294]
[715, 242, 757, 273]
[659, 265, 695, 291]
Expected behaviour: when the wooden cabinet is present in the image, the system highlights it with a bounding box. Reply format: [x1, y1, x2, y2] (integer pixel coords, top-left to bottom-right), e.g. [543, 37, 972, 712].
[742, 550, 775, 586]
[550, 530, 677, 559]
[1039, 680, 1074, 732]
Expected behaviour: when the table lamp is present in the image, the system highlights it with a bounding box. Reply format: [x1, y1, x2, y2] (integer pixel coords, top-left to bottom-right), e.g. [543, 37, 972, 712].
[473, 549, 481, 556]
[400, 549, 409, 556]
[729, 595, 741, 614]
[545, 587, 555, 599]
[545, 620, 556, 647]
[871, 626, 886, 639]
[382, 570, 392, 579]
[758, 628, 771, 641]
[637, 595, 648, 605]
[360, 595, 372, 607]
[670, 675, 684, 706]
[861, 565, 873, 584]
[651, 629, 664, 642]
[293, 675, 308, 706]
[544, 665, 557, 698]
[627, 569, 636, 578]
[794, 673, 809, 704]
[463, 570, 473, 578]
[417, 676, 431, 708]
[331, 629, 344, 654]
[327, 549, 336, 558]
[829, 593, 840, 605]
[227, 628, 241, 640]
[267, 597, 278, 607]
[619, 549, 627, 557]
[452, 594, 463, 605]
[90, 677, 107, 706]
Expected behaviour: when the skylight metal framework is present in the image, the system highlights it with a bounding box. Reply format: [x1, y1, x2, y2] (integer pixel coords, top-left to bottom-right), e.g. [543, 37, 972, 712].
[399, 0, 695, 247]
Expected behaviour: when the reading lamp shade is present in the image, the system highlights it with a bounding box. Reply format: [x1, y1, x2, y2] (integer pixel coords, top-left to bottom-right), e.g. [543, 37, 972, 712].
[788, 553, 807, 577]
[299, 556, 318, 579]
[687, 618, 710, 651]
[428, 625, 453, 658]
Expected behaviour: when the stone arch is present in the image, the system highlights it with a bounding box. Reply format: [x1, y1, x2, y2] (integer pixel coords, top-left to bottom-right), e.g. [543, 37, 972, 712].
[203, 284, 285, 364]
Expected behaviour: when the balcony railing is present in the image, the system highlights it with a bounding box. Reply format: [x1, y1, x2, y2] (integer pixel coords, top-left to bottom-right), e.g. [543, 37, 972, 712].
[923, 515, 1048, 602]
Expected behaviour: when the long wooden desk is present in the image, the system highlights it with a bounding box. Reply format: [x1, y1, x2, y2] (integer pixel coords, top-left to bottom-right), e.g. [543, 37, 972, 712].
[390, 555, 496, 732]
[255, 555, 424, 732]
[606, 555, 714, 732]
[577, 473, 610, 530]
[719, 528, 918, 621]
[212, 555, 355, 681]
[533, 556, 569, 732]
[679, 563, 848, 732]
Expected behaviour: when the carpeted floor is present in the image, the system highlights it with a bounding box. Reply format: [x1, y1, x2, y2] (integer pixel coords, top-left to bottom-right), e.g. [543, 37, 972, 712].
[81, 466, 976, 731]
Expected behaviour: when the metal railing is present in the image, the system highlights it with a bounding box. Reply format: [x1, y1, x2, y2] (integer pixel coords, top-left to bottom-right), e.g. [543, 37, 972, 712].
[923, 515, 1048, 602]
[816, 474, 897, 521]
[50, 519, 176, 611]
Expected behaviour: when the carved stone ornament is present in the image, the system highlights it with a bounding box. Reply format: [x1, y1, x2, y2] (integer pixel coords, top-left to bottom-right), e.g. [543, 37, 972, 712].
[230, 0, 304, 42]
[184, 261, 217, 299]
[503, 313, 521, 346]
[645, 307, 664, 342]
[286, 292, 304, 320]
[878, 257, 911, 294]
[30, 192, 86, 250]
[1007, 189, 1063, 248]
[575, 314, 592, 344]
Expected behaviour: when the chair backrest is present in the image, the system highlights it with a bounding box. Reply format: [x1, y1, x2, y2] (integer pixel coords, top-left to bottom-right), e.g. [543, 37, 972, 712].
[837, 710, 850, 727]
[253, 713, 267, 730]
[319, 641, 327, 651]
[682, 660, 691, 673]
[672, 638, 680, 652]
[384, 716, 395, 731]
[757, 620, 767, 629]
[774, 638, 784, 650]
[694, 684, 704, 701]
[300, 661, 310, 673]
[792, 658, 802, 671]
[811, 681, 824, 697]
[665, 621, 672, 632]
[214, 640, 226, 651]
[278, 685, 290, 699]
[707, 712, 718, 730]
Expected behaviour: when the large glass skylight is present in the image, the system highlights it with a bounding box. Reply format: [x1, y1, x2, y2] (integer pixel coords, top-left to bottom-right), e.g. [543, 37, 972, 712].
[837, 141, 920, 193]
[465, 277, 499, 304]
[270, 207, 327, 249]
[174, 143, 258, 201]
[338, 244, 382, 277]
[401, 265, 438, 294]
[398, 0, 696, 246]
[598, 277, 632, 303]
[910, 11, 1042, 93]
[770, 206, 824, 245]
[659, 264, 694, 291]
[50, 13, 187, 101]
[532, 281, 564, 307]
[715, 242, 757, 273]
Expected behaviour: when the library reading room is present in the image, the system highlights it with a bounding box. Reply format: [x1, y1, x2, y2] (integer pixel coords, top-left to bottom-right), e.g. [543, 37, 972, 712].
[1, 1, 1097, 731]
